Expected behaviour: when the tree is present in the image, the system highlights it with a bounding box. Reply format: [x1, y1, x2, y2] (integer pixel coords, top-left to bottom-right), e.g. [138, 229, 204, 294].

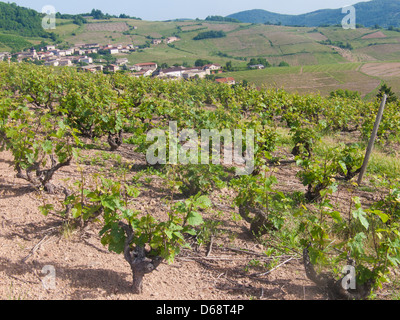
[0, 2, 49, 38]
[247, 58, 259, 66]
[247, 57, 270, 68]
[225, 61, 233, 71]
[73, 15, 87, 26]
[195, 59, 212, 67]
[91, 9, 109, 20]
[377, 84, 397, 103]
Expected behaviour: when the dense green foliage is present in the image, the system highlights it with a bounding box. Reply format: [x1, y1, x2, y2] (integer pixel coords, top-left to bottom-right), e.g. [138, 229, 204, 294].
[195, 59, 213, 67]
[247, 58, 270, 68]
[193, 30, 227, 40]
[89, 9, 111, 20]
[330, 89, 361, 100]
[0, 2, 47, 37]
[0, 1, 61, 42]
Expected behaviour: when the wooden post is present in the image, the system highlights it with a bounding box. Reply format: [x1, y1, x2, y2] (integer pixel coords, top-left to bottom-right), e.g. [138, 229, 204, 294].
[357, 94, 387, 186]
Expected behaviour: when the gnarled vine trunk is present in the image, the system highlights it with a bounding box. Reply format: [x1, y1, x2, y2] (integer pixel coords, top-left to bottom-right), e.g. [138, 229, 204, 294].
[239, 205, 275, 236]
[108, 130, 123, 151]
[119, 222, 163, 294]
[303, 245, 374, 300]
[16, 155, 71, 194]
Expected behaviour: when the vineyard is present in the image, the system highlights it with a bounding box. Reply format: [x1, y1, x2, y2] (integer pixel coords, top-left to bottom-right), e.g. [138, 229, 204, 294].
[0, 62, 400, 300]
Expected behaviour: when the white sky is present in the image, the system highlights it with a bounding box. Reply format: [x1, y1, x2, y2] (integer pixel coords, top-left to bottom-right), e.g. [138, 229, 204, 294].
[4, 0, 369, 21]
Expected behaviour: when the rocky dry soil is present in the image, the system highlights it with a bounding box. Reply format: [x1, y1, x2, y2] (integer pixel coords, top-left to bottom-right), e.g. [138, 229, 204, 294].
[0, 141, 396, 300]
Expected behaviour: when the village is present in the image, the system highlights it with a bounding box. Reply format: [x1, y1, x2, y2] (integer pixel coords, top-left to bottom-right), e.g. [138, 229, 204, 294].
[0, 41, 236, 84]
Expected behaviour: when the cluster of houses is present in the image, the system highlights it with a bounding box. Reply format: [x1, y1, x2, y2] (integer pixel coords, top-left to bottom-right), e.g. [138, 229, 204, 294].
[152, 63, 224, 80]
[0, 52, 10, 62]
[77, 60, 226, 80]
[151, 36, 180, 45]
[1, 41, 236, 84]
[3, 43, 140, 68]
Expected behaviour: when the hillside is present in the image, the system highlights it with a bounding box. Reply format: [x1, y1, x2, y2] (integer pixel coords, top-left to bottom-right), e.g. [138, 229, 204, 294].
[0, 2, 59, 52]
[227, 0, 400, 28]
[3, 1, 400, 98]
[0, 2, 50, 37]
[59, 18, 400, 97]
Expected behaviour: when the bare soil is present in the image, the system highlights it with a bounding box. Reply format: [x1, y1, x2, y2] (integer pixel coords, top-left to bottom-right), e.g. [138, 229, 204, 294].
[0, 141, 395, 300]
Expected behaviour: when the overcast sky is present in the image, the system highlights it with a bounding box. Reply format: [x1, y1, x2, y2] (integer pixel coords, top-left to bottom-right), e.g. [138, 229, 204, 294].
[5, 0, 368, 21]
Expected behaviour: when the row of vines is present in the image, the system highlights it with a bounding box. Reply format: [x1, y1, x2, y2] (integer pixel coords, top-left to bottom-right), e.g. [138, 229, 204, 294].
[0, 62, 399, 298]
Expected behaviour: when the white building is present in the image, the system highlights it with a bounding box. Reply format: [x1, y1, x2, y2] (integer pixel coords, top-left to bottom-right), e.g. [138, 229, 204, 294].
[116, 58, 129, 65]
[79, 57, 94, 64]
[182, 69, 209, 79]
[59, 60, 73, 67]
[132, 62, 158, 71]
[0, 52, 10, 61]
[44, 60, 59, 67]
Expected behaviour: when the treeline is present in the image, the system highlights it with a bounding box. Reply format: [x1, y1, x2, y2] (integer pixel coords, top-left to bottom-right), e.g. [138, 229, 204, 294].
[56, 13, 88, 26]
[205, 16, 240, 23]
[319, 39, 353, 50]
[76, 9, 141, 20]
[214, 51, 247, 61]
[193, 30, 227, 40]
[55, 9, 142, 24]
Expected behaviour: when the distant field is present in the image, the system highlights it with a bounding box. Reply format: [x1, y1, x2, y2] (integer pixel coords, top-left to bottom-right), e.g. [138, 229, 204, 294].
[85, 22, 129, 32]
[223, 63, 381, 97]
[51, 21, 80, 37]
[361, 62, 400, 78]
[355, 43, 400, 61]
[303, 63, 361, 72]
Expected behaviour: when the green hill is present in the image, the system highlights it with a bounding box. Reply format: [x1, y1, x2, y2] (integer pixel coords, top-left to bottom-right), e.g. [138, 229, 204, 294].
[0, 2, 60, 52]
[227, 0, 400, 28]
[0, 2, 48, 37]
